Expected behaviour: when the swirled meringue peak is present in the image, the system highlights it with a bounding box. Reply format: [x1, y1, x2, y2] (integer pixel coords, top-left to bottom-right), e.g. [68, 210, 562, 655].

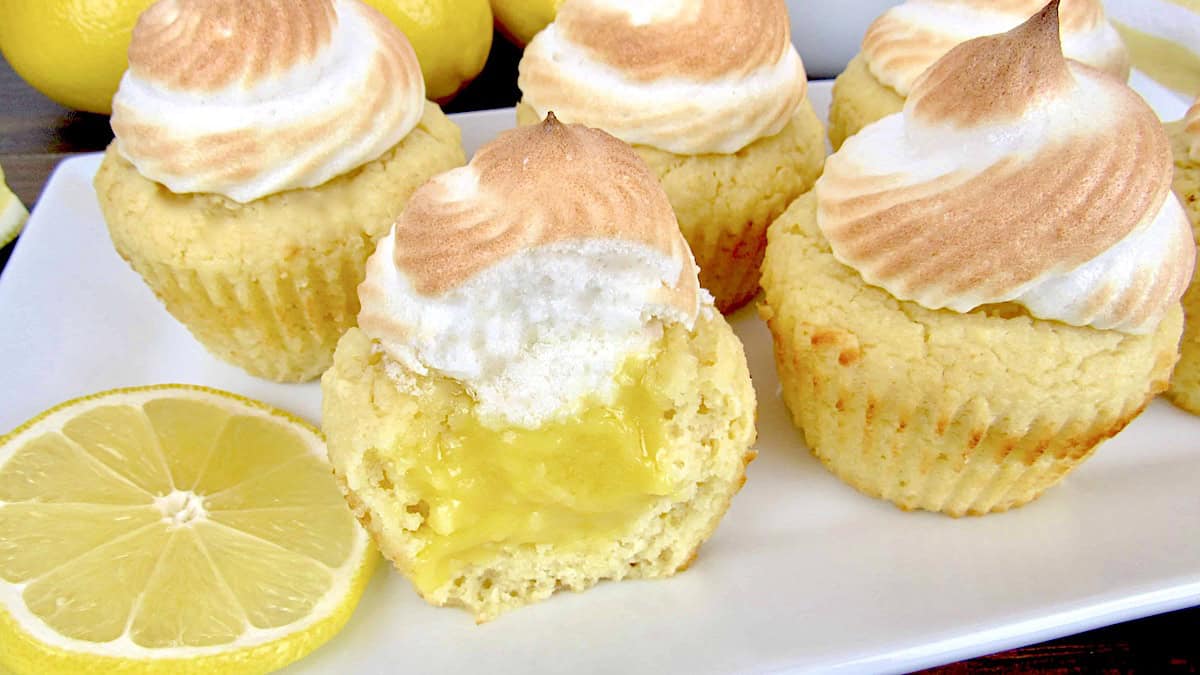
[110, 0, 426, 203]
[862, 0, 1128, 97]
[358, 115, 703, 427]
[1187, 98, 1200, 163]
[817, 1, 1194, 334]
[517, 0, 806, 155]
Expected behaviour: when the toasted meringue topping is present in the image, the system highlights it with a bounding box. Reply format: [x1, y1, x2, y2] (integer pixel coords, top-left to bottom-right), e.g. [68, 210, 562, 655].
[517, 0, 806, 155]
[358, 116, 703, 427]
[1187, 97, 1200, 162]
[818, 2, 1193, 334]
[862, 0, 1129, 97]
[110, 0, 425, 203]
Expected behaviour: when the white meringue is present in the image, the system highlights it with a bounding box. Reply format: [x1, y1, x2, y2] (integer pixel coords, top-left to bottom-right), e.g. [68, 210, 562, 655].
[110, 0, 425, 203]
[817, 2, 1193, 334]
[518, 0, 806, 155]
[358, 116, 702, 427]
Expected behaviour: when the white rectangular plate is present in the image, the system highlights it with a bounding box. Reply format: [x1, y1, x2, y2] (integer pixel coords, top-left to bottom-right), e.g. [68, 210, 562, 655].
[2, 82, 1198, 674]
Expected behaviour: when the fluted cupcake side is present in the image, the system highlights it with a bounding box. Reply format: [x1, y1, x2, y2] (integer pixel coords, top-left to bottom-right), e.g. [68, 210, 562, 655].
[761, 193, 1182, 516]
[96, 104, 464, 382]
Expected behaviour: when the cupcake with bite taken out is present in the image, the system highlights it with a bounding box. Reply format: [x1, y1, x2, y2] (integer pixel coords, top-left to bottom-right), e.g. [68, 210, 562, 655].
[515, 0, 826, 313]
[828, 0, 1128, 150]
[761, 1, 1192, 516]
[322, 115, 757, 621]
[94, 0, 465, 382]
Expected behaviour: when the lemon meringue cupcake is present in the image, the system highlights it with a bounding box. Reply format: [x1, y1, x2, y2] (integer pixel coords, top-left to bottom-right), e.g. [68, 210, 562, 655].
[93, 0, 465, 382]
[1167, 98, 1200, 413]
[322, 116, 757, 621]
[515, 0, 825, 313]
[828, 0, 1129, 150]
[760, 3, 1193, 516]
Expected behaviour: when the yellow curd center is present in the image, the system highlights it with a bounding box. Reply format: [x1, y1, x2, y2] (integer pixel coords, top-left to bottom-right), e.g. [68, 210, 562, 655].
[403, 357, 680, 592]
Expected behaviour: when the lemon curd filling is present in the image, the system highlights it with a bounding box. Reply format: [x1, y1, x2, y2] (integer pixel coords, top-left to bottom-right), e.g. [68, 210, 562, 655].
[397, 354, 683, 593]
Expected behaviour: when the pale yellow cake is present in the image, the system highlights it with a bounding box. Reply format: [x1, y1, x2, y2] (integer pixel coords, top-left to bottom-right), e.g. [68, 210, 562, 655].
[1166, 115, 1200, 414]
[95, 103, 464, 382]
[323, 311, 756, 621]
[760, 193, 1183, 516]
[517, 102, 826, 313]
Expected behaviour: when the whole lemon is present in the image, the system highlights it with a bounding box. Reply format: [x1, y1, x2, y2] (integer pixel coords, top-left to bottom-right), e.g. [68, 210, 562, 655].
[362, 0, 493, 101]
[491, 0, 564, 46]
[0, 0, 157, 114]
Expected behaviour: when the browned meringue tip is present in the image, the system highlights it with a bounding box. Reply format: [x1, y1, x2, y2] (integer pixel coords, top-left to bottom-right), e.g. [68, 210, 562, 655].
[908, 0, 1072, 127]
[537, 111, 567, 136]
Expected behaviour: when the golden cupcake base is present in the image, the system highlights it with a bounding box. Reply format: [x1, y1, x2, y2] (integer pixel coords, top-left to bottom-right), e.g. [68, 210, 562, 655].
[760, 192, 1182, 516]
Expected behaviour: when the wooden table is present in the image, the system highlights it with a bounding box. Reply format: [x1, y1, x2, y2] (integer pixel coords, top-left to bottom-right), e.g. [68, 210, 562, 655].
[1, 37, 1197, 674]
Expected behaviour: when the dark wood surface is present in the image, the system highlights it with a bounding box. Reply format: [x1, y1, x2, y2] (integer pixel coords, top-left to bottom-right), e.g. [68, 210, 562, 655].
[1, 33, 1197, 674]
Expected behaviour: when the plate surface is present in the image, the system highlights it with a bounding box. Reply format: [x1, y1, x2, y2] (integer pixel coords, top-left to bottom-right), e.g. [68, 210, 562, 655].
[1, 83, 1198, 674]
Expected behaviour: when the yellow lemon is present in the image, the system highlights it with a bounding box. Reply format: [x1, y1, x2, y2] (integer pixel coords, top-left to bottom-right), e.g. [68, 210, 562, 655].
[0, 385, 377, 675]
[491, 0, 565, 46]
[363, 0, 494, 101]
[0, 0, 157, 115]
[0, 164, 28, 249]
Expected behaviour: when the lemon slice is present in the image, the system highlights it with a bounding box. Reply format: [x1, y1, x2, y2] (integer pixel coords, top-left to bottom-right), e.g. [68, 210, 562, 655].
[0, 385, 377, 675]
[0, 164, 28, 249]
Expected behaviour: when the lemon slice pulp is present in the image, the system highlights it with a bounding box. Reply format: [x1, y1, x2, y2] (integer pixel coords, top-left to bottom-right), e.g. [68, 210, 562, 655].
[0, 385, 376, 675]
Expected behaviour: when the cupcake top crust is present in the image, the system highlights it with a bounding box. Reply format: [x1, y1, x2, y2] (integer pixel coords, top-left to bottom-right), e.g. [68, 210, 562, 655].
[358, 115, 703, 427]
[862, 0, 1128, 97]
[110, 0, 425, 203]
[1187, 98, 1200, 162]
[817, 1, 1194, 334]
[517, 0, 806, 155]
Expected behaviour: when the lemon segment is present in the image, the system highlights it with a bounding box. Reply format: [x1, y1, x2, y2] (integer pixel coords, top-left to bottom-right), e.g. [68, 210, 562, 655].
[0, 164, 28, 249]
[0, 385, 376, 675]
